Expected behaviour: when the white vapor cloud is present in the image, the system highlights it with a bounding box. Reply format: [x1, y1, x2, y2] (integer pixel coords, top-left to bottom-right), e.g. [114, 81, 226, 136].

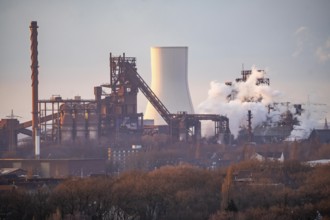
[197, 66, 326, 141]
[292, 26, 309, 57]
[197, 67, 281, 137]
[316, 37, 330, 63]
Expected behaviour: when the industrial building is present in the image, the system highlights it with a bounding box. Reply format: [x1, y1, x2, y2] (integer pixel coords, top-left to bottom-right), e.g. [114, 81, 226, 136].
[3, 21, 325, 162]
[1, 21, 329, 179]
[0, 21, 231, 156]
[0, 158, 105, 178]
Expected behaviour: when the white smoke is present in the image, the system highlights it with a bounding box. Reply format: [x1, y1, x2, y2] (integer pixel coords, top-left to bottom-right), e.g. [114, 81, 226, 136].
[197, 66, 326, 140]
[198, 67, 279, 137]
[287, 104, 327, 141]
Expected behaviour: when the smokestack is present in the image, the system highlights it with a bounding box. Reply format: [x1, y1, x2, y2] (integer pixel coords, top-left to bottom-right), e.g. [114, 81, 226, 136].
[30, 21, 39, 144]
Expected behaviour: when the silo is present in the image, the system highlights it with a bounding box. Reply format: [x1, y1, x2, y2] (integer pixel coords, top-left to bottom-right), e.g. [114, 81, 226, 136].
[87, 103, 98, 141]
[60, 104, 73, 142]
[145, 46, 194, 125]
[74, 104, 86, 143]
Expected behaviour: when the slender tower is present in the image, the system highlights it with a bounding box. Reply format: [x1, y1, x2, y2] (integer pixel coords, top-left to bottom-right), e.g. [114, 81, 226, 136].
[30, 21, 39, 146]
[145, 47, 194, 125]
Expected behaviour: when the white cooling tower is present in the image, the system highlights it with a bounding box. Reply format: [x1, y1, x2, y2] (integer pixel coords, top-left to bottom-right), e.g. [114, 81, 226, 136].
[145, 46, 194, 125]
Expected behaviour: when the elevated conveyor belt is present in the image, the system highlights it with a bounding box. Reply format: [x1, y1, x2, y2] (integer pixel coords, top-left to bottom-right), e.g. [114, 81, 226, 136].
[18, 113, 59, 130]
[124, 62, 172, 124]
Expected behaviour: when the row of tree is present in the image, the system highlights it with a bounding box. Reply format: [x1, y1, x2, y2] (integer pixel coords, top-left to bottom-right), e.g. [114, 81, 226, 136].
[1, 161, 329, 219]
[0, 165, 222, 220]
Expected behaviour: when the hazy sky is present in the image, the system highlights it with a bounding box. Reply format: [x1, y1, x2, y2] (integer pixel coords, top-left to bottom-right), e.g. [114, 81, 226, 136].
[1, 0, 329, 122]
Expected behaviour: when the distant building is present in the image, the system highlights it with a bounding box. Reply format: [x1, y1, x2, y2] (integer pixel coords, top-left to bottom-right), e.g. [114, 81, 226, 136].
[308, 129, 330, 144]
[251, 152, 284, 162]
[0, 168, 27, 178]
[305, 159, 330, 167]
[0, 159, 106, 178]
[234, 170, 253, 182]
[0, 118, 20, 151]
[109, 145, 143, 173]
[253, 125, 292, 144]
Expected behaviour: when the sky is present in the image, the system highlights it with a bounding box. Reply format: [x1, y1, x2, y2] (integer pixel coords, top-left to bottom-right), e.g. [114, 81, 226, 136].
[0, 0, 329, 123]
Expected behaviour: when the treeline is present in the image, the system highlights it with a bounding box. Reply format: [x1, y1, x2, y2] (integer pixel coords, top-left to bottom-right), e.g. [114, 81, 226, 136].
[0, 166, 221, 220]
[215, 160, 330, 219]
[1, 162, 330, 220]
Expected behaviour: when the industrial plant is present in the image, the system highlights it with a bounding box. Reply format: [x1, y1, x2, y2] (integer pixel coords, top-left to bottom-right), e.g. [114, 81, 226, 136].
[0, 21, 329, 178]
[0, 22, 232, 176]
[0, 22, 230, 153]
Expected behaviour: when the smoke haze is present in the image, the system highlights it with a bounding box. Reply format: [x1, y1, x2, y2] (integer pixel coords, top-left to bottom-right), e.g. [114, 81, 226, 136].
[197, 67, 326, 140]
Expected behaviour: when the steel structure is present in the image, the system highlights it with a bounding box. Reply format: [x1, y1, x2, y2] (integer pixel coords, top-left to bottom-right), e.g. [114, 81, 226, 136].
[100, 53, 144, 142]
[235, 69, 270, 85]
[36, 98, 97, 143]
[106, 53, 231, 143]
[1, 23, 231, 151]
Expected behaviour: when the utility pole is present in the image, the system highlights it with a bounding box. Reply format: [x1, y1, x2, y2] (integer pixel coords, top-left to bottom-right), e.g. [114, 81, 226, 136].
[247, 110, 253, 142]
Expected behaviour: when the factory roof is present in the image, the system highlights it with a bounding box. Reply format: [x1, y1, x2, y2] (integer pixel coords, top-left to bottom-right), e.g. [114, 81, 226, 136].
[308, 129, 330, 144]
[0, 168, 27, 176]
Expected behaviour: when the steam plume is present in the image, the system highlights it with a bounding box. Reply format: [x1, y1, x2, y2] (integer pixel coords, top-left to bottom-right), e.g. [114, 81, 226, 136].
[197, 66, 326, 140]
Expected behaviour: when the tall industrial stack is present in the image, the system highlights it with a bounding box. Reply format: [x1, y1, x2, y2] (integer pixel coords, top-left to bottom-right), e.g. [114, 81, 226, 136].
[30, 21, 39, 154]
[145, 47, 194, 125]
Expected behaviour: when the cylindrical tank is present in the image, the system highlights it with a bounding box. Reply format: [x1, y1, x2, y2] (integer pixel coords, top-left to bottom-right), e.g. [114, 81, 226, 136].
[35, 128, 40, 159]
[74, 104, 86, 143]
[145, 46, 194, 124]
[87, 103, 98, 141]
[60, 104, 73, 142]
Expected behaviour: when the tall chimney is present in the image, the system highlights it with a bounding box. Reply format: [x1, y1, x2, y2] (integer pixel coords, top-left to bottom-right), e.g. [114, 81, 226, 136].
[30, 21, 39, 144]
